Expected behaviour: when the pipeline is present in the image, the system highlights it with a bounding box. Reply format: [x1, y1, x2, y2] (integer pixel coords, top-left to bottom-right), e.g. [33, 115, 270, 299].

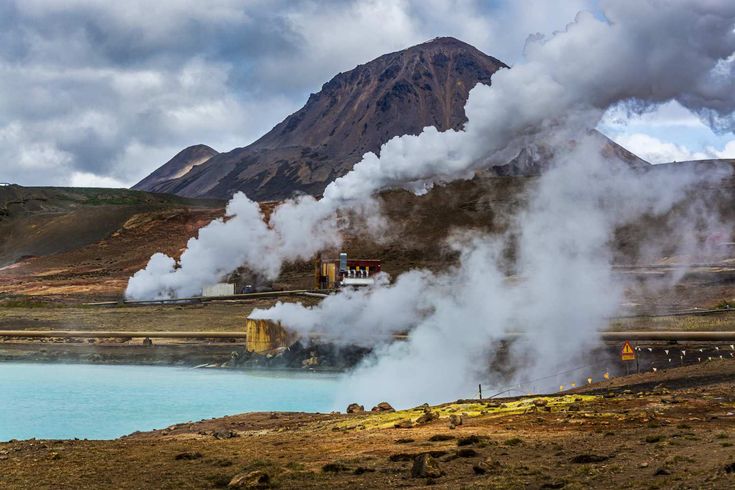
[0, 330, 246, 339]
[1, 330, 734, 342]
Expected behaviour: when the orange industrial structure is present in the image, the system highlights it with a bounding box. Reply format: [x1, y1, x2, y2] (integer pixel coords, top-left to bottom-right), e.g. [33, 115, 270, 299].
[314, 252, 381, 289]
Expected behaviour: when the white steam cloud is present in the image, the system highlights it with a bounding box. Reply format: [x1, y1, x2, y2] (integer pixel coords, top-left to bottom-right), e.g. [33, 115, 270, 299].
[256, 137, 730, 407]
[126, 0, 735, 406]
[127, 0, 735, 301]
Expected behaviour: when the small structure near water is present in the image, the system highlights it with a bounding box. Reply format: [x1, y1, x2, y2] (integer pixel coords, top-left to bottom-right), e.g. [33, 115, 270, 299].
[245, 318, 297, 354]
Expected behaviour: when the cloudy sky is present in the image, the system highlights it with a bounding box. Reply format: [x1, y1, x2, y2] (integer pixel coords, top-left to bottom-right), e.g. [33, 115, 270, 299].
[1, 0, 733, 188]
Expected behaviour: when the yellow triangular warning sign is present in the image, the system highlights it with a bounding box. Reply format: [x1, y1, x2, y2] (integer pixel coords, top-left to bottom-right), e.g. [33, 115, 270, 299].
[621, 341, 636, 361]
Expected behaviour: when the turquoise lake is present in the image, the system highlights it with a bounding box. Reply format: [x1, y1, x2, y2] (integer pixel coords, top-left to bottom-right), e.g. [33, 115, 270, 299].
[0, 363, 341, 441]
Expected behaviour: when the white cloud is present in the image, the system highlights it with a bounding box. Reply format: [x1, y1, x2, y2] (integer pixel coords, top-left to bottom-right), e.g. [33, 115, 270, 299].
[614, 133, 735, 164]
[69, 171, 127, 188]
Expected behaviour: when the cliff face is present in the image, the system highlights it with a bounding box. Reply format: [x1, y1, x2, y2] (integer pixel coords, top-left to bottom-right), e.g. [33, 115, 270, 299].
[136, 37, 509, 200]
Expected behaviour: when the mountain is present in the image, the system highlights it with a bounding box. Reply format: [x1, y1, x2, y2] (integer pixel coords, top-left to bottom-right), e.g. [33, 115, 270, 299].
[135, 37, 509, 200]
[132, 144, 218, 191]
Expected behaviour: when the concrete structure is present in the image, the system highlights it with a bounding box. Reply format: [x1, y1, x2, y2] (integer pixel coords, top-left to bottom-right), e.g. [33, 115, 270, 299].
[202, 282, 235, 297]
[245, 318, 298, 354]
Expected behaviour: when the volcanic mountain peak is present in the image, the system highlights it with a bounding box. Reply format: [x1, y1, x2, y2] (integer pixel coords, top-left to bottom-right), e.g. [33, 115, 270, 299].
[136, 37, 509, 200]
[133, 144, 218, 191]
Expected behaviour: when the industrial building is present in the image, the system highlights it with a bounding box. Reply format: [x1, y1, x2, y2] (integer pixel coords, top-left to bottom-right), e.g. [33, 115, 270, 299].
[314, 252, 381, 289]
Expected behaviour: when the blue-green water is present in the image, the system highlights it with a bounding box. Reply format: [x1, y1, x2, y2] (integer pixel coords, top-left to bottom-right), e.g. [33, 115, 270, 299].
[0, 363, 341, 441]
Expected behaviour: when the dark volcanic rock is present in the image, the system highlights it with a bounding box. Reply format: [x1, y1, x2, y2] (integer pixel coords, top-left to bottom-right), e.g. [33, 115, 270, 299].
[411, 453, 444, 478]
[371, 402, 395, 412]
[138, 37, 508, 200]
[133, 144, 218, 191]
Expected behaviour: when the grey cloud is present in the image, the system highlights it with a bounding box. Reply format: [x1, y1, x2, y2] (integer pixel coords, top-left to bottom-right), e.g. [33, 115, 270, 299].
[0, 0, 597, 186]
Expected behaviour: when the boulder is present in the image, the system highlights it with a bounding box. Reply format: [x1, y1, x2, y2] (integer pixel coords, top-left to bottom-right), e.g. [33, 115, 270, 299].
[411, 453, 444, 478]
[416, 411, 439, 425]
[346, 403, 365, 414]
[449, 414, 463, 426]
[228, 470, 271, 488]
[371, 402, 395, 412]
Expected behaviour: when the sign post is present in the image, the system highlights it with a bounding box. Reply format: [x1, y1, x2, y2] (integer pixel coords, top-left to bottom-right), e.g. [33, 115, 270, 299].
[621, 340, 636, 374]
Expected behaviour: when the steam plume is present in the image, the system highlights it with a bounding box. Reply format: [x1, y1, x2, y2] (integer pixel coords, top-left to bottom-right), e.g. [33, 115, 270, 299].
[127, 0, 735, 301]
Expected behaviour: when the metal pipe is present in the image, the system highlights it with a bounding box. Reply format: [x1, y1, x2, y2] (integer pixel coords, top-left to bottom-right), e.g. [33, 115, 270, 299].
[600, 331, 735, 341]
[0, 330, 247, 339]
[0, 330, 733, 342]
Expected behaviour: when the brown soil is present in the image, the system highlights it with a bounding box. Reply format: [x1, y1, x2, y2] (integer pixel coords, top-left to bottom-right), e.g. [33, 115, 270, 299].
[2, 360, 734, 489]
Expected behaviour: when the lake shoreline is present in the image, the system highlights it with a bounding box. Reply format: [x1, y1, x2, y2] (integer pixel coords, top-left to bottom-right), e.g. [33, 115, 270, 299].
[0, 340, 358, 372]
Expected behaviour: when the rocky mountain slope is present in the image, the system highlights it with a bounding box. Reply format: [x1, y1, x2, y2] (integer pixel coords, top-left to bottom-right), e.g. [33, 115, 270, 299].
[135, 37, 509, 200]
[132, 144, 218, 192]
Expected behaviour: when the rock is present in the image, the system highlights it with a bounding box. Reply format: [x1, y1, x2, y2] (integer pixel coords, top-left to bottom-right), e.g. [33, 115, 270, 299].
[724, 462, 735, 473]
[457, 448, 479, 458]
[428, 434, 455, 442]
[394, 419, 414, 429]
[175, 451, 203, 461]
[449, 414, 463, 426]
[353, 466, 375, 475]
[569, 454, 609, 464]
[302, 356, 319, 367]
[458, 435, 482, 446]
[533, 399, 548, 407]
[346, 403, 365, 413]
[654, 467, 671, 476]
[228, 470, 271, 488]
[371, 402, 395, 412]
[411, 453, 444, 478]
[416, 411, 439, 425]
[213, 430, 239, 440]
[473, 457, 502, 475]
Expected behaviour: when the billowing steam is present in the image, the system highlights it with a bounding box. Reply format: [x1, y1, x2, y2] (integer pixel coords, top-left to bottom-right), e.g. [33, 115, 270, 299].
[255, 137, 730, 407]
[127, 1, 735, 404]
[127, 1, 735, 301]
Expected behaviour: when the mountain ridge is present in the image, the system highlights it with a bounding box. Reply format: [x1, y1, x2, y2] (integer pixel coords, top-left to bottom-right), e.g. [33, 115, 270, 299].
[136, 37, 510, 200]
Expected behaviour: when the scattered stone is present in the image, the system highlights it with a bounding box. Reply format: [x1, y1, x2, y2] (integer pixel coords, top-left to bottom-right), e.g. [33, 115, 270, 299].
[394, 420, 414, 429]
[724, 462, 735, 473]
[416, 411, 439, 425]
[395, 438, 415, 444]
[449, 414, 463, 426]
[175, 451, 203, 461]
[457, 448, 479, 458]
[371, 402, 395, 412]
[569, 454, 609, 464]
[654, 467, 671, 476]
[50, 452, 61, 460]
[353, 467, 375, 475]
[346, 403, 364, 414]
[457, 435, 482, 446]
[428, 434, 455, 442]
[228, 470, 270, 488]
[411, 453, 444, 479]
[533, 399, 548, 407]
[639, 462, 649, 468]
[213, 430, 239, 440]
